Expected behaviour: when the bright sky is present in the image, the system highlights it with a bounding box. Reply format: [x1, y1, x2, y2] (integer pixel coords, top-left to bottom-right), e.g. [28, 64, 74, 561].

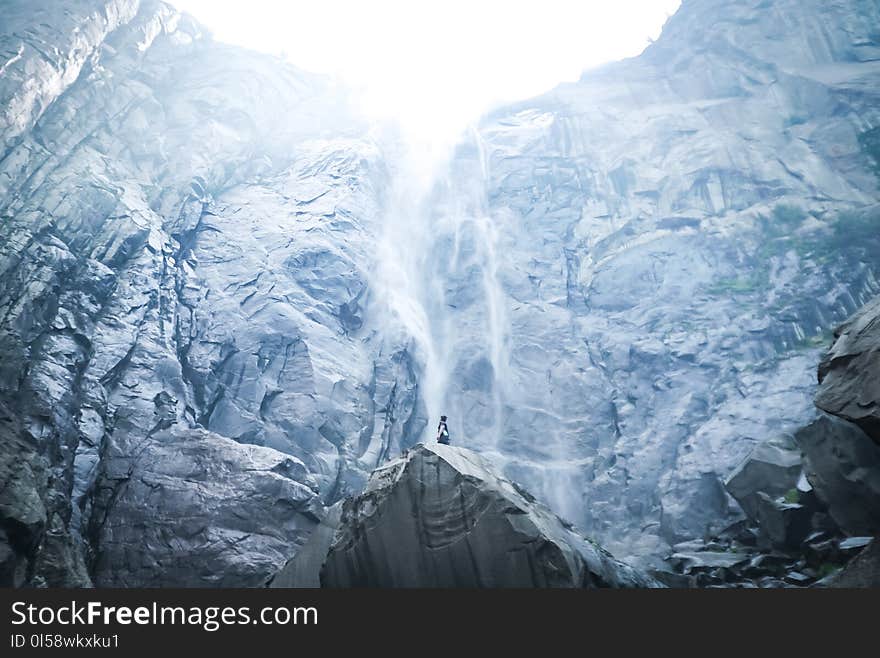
[170, 0, 681, 146]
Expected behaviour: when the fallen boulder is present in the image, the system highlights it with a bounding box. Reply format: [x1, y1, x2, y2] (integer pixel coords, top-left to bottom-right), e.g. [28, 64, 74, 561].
[794, 414, 880, 536]
[753, 493, 812, 550]
[666, 550, 749, 573]
[724, 435, 802, 520]
[826, 539, 880, 588]
[277, 443, 660, 588]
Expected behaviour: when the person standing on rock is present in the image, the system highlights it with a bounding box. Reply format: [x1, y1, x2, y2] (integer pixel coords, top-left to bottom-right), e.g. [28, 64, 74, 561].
[437, 415, 451, 445]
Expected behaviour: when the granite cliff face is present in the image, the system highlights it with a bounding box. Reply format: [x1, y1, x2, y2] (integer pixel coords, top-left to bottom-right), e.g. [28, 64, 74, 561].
[1, 0, 880, 587]
[0, 0, 423, 586]
[422, 0, 880, 561]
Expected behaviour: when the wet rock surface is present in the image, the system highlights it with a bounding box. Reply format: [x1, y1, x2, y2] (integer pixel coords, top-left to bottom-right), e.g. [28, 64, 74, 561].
[654, 523, 877, 588]
[795, 415, 880, 536]
[656, 346, 880, 589]
[268, 503, 342, 589]
[90, 428, 323, 587]
[827, 539, 880, 588]
[724, 435, 802, 521]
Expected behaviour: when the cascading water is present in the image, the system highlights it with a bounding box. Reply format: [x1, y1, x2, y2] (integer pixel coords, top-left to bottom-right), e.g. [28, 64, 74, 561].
[370, 127, 511, 448]
[370, 125, 584, 531]
[370, 134, 451, 443]
[443, 128, 511, 450]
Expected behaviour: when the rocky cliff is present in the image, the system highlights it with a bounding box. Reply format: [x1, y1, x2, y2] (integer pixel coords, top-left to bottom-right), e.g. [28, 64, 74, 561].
[0, 0, 423, 586]
[804, 295, 880, 585]
[272, 443, 660, 588]
[1, 0, 880, 587]
[428, 0, 880, 561]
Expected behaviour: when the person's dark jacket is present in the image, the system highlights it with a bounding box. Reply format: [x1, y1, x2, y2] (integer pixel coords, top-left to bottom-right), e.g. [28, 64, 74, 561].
[437, 421, 450, 444]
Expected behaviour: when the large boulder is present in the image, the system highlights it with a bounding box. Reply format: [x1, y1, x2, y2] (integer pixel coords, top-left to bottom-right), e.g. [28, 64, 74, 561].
[268, 503, 342, 588]
[826, 539, 880, 588]
[89, 428, 323, 587]
[794, 414, 880, 536]
[816, 295, 880, 443]
[753, 493, 812, 550]
[280, 443, 660, 588]
[724, 435, 802, 520]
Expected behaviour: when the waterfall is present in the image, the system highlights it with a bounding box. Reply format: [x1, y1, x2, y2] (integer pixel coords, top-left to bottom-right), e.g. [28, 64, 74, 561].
[461, 127, 510, 448]
[370, 126, 511, 447]
[370, 134, 450, 443]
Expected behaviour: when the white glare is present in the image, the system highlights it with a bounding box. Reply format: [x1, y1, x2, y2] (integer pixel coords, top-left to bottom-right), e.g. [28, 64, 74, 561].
[168, 0, 681, 145]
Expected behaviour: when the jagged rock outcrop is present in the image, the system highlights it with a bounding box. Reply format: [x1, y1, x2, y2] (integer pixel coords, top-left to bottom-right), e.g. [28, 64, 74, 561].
[0, 399, 88, 587]
[816, 295, 880, 443]
[793, 296, 880, 538]
[724, 435, 802, 520]
[688, 297, 880, 585]
[658, 524, 875, 588]
[795, 414, 880, 537]
[722, 435, 826, 551]
[752, 493, 812, 550]
[90, 428, 323, 587]
[827, 539, 880, 588]
[278, 443, 660, 588]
